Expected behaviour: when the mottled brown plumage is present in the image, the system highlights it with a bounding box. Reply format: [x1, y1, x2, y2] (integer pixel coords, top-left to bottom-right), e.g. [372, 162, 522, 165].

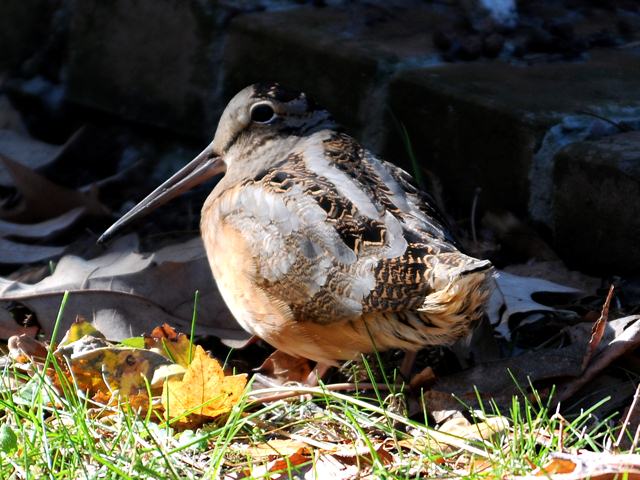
[101, 83, 494, 365]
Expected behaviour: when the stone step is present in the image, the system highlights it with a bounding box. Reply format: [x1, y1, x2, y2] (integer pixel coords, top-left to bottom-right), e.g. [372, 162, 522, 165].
[386, 50, 640, 222]
[222, 2, 445, 149]
[552, 131, 640, 274]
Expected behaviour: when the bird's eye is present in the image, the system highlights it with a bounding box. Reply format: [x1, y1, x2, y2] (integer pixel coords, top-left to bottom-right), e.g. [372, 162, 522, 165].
[250, 103, 276, 124]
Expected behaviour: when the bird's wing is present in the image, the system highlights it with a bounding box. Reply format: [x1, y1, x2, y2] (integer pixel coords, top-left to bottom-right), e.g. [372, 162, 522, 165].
[218, 131, 488, 324]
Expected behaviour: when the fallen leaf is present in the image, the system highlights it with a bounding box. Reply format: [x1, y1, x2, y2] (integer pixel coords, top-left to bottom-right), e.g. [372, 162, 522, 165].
[512, 452, 640, 480]
[237, 446, 313, 479]
[257, 350, 313, 384]
[400, 416, 509, 455]
[487, 271, 581, 341]
[558, 315, 640, 401]
[0, 128, 84, 186]
[0, 235, 248, 342]
[503, 260, 600, 293]
[235, 439, 311, 459]
[144, 324, 194, 368]
[421, 315, 640, 417]
[304, 453, 361, 480]
[0, 207, 84, 239]
[0, 153, 107, 222]
[582, 285, 614, 370]
[423, 344, 586, 414]
[331, 442, 394, 466]
[536, 457, 577, 475]
[57, 336, 173, 398]
[0, 238, 66, 264]
[410, 366, 437, 391]
[162, 345, 247, 425]
[267, 447, 312, 474]
[150, 363, 187, 386]
[58, 316, 105, 347]
[7, 333, 48, 362]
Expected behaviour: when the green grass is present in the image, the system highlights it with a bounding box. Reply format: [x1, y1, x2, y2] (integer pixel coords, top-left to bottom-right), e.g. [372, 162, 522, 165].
[0, 364, 627, 479]
[0, 295, 632, 479]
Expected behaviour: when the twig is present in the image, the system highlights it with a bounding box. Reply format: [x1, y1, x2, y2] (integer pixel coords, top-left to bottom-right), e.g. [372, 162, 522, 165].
[471, 187, 481, 245]
[616, 382, 640, 450]
[248, 382, 394, 404]
[576, 109, 630, 133]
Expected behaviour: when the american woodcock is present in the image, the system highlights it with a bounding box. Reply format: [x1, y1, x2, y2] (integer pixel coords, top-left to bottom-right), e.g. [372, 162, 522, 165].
[101, 83, 494, 366]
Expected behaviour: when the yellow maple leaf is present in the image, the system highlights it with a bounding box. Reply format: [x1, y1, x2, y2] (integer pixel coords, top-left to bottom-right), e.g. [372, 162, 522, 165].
[162, 346, 246, 423]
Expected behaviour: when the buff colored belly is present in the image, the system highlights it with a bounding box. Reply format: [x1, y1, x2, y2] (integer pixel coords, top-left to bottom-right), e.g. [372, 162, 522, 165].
[200, 216, 379, 363]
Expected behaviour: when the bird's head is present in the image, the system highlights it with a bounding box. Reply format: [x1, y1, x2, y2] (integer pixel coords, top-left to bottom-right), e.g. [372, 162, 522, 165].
[213, 83, 335, 159]
[99, 83, 333, 242]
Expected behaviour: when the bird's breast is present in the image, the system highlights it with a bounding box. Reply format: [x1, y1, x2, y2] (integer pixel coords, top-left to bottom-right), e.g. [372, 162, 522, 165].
[200, 193, 293, 340]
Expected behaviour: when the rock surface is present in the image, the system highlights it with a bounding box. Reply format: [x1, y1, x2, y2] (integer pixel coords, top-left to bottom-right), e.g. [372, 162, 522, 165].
[223, 3, 444, 148]
[386, 50, 640, 219]
[66, 0, 230, 138]
[553, 131, 640, 274]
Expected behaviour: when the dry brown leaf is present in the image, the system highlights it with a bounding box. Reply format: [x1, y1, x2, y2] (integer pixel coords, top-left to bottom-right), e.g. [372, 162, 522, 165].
[234, 447, 313, 479]
[267, 447, 312, 474]
[0, 238, 66, 264]
[0, 236, 248, 342]
[7, 333, 48, 362]
[582, 285, 614, 370]
[422, 342, 586, 415]
[162, 345, 246, 425]
[257, 350, 313, 384]
[0, 153, 107, 222]
[558, 315, 640, 401]
[0, 207, 84, 239]
[58, 337, 172, 398]
[236, 439, 310, 459]
[512, 452, 640, 480]
[0, 128, 81, 186]
[306, 453, 362, 480]
[400, 416, 509, 455]
[423, 315, 640, 417]
[488, 270, 581, 340]
[410, 366, 437, 391]
[144, 324, 194, 368]
[331, 442, 394, 466]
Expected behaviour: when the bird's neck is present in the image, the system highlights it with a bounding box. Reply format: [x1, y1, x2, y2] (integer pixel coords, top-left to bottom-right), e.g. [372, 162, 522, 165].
[207, 131, 315, 203]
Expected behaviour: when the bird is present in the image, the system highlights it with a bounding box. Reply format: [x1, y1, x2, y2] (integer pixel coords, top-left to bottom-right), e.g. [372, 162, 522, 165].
[100, 83, 494, 374]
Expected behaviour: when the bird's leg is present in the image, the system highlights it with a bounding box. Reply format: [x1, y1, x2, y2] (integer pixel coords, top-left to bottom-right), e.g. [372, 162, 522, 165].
[399, 350, 417, 379]
[305, 362, 332, 386]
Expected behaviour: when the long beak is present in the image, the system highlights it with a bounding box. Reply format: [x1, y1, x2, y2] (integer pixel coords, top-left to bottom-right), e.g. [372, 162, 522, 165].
[98, 145, 225, 243]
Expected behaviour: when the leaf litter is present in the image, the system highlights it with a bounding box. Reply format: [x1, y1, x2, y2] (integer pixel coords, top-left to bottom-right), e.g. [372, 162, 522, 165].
[7, 319, 247, 426]
[0, 234, 248, 342]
